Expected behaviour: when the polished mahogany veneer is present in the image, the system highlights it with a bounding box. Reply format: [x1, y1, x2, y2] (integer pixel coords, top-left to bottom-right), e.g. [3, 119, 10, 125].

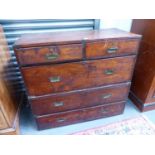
[14, 28, 141, 130]
[30, 83, 130, 115]
[22, 56, 135, 96]
[36, 101, 125, 130]
[15, 44, 83, 66]
[86, 39, 139, 59]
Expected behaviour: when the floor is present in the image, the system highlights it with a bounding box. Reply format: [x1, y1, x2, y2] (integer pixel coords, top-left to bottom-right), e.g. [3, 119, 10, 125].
[20, 99, 155, 135]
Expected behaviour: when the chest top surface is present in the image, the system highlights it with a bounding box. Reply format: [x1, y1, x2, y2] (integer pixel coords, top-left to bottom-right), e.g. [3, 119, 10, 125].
[14, 28, 141, 48]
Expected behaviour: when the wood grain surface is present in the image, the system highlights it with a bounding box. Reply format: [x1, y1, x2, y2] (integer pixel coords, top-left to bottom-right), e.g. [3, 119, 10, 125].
[14, 28, 141, 48]
[31, 82, 130, 115]
[15, 44, 83, 66]
[22, 56, 135, 96]
[36, 101, 125, 130]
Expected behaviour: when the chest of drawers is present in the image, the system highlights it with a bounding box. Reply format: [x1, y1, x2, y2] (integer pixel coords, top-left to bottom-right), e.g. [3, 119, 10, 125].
[14, 28, 141, 130]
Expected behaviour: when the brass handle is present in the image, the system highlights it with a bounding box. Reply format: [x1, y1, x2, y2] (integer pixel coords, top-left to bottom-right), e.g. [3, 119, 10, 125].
[104, 69, 114, 75]
[102, 109, 109, 114]
[45, 53, 59, 60]
[107, 47, 118, 54]
[49, 76, 60, 83]
[57, 118, 66, 123]
[102, 93, 112, 99]
[54, 102, 64, 107]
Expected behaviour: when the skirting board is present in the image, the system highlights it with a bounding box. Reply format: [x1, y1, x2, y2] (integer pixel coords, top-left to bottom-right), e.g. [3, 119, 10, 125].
[129, 91, 155, 112]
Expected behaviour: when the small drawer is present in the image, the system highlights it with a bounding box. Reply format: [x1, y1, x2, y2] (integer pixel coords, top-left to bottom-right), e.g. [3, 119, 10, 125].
[30, 83, 130, 115]
[15, 44, 83, 65]
[86, 39, 139, 59]
[22, 55, 135, 96]
[35, 101, 125, 130]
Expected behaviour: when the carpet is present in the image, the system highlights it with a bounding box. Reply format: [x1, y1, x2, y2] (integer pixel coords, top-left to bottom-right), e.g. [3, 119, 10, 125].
[72, 115, 155, 135]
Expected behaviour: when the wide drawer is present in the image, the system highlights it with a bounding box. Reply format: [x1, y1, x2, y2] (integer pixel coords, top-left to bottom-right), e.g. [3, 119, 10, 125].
[15, 44, 83, 65]
[36, 101, 125, 130]
[86, 39, 139, 59]
[30, 82, 130, 115]
[22, 55, 135, 96]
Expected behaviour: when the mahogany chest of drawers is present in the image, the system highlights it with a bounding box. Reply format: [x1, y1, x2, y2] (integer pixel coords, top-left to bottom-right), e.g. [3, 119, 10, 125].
[14, 28, 141, 130]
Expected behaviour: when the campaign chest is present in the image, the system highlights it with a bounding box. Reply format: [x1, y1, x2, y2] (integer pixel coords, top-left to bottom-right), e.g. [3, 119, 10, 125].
[14, 28, 141, 130]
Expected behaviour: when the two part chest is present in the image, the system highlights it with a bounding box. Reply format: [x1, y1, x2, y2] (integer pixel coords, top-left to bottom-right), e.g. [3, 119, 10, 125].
[14, 29, 141, 130]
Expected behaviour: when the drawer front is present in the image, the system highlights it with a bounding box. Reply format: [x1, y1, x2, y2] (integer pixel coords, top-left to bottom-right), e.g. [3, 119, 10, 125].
[15, 44, 83, 65]
[0, 109, 8, 129]
[31, 83, 130, 115]
[86, 39, 139, 59]
[36, 101, 125, 130]
[22, 56, 135, 96]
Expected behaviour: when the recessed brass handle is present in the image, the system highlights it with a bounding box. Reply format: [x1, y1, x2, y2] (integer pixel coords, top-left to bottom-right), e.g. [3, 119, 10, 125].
[49, 76, 60, 83]
[104, 69, 114, 75]
[54, 102, 64, 107]
[57, 118, 66, 123]
[107, 47, 118, 54]
[102, 93, 112, 99]
[45, 53, 59, 60]
[102, 109, 109, 114]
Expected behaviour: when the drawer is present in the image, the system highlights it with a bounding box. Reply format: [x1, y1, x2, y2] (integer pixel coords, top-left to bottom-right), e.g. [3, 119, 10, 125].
[86, 39, 139, 59]
[15, 44, 83, 65]
[22, 55, 135, 96]
[31, 82, 130, 115]
[36, 101, 125, 130]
